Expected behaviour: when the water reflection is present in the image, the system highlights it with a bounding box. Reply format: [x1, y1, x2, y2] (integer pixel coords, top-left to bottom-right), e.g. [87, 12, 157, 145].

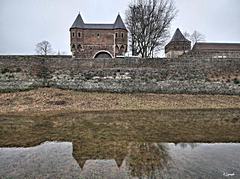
[1, 141, 240, 178]
[0, 109, 240, 178]
[73, 141, 172, 178]
[126, 143, 171, 178]
[0, 142, 81, 178]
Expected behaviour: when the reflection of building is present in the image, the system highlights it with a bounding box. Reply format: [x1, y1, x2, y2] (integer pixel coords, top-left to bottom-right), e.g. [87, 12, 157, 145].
[72, 140, 128, 168]
[70, 13, 128, 58]
[72, 140, 171, 178]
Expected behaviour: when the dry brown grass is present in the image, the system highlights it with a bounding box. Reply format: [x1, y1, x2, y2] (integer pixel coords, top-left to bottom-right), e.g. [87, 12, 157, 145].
[0, 88, 239, 115]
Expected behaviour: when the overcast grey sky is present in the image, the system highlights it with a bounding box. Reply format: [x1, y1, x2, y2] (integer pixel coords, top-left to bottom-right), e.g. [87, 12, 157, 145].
[0, 0, 240, 55]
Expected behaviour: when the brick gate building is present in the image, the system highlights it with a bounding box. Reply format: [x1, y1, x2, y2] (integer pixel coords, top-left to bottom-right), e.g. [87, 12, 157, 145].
[70, 13, 128, 58]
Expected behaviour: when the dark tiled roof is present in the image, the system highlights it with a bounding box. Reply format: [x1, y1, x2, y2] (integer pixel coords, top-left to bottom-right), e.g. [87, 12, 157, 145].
[70, 13, 127, 30]
[114, 14, 127, 29]
[165, 28, 191, 53]
[84, 24, 114, 30]
[193, 42, 240, 51]
[170, 28, 190, 42]
[71, 14, 85, 28]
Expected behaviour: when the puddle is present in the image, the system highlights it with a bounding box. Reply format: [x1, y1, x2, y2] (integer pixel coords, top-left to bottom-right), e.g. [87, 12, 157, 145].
[0, 142, 239, 178]
[0, 109, 240, 178]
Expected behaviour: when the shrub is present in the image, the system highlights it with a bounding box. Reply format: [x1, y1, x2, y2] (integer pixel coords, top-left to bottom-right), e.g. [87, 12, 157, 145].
[15, 67, 22, 72]
[233, 78, 240, 84]
[1, 68, 10, 74]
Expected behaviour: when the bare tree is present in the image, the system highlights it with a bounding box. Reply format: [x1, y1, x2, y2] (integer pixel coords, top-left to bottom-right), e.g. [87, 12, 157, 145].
[183, 31, 191, 39]
[35, 40, 53, 55]
[126, 0, 177, 58]
[183, 30, 205, 46]
[190, 30, 205, 45]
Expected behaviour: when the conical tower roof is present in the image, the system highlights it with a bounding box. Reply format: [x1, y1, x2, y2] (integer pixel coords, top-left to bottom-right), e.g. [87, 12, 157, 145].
[170, 28, 190, 42]
[165, 28, 192, 55]
[114, 14, 127, 30]
[71, 13, 85, 29]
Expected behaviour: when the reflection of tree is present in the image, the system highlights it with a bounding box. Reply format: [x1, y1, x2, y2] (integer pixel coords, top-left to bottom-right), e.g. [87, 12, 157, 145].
[72, 141, 172, 178]
[126, 143, 171, 178]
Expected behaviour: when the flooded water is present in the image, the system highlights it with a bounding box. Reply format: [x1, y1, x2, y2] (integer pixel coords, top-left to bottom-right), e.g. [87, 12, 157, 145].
[0, 142, 240, 178]
[0, 109, 240, 178]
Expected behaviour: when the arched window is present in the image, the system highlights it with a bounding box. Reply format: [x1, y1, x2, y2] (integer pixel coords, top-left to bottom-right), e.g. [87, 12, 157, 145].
[78, 32, 81, 38]
[121, 33, 124, 38]
[97, 33, 100, 38]
[115, 33, 118, 38]
[72, 32, 75, 37]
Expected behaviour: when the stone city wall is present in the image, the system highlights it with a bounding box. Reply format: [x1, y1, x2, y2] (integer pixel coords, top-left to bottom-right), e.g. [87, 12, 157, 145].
[0, 55, 239, 94]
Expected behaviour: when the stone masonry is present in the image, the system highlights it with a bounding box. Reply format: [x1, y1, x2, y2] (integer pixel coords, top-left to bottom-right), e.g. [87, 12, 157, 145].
[0, 56, 239, 95]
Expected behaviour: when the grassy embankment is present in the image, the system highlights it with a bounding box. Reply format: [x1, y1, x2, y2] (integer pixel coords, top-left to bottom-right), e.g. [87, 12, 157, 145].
[0, 88, 240, 147]
[0, 88, 239, 115]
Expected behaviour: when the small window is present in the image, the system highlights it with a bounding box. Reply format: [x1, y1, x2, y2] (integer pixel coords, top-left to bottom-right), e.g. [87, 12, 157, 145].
[97, 33, 100, 38]
[72, 44, 75, 49]
[77, 44, 82, 49]
[122, 33, 124, 38]
[115, 33, 118, 38]
[72, 32, 75, 37]
[78, 32, 81, 38]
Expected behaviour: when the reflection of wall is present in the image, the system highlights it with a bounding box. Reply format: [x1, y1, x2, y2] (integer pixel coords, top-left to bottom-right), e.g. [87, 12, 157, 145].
[72, 140, 128, 168]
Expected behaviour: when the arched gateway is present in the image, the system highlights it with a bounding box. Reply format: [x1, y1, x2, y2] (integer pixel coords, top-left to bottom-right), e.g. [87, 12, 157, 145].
[94, 51, 113, 59]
